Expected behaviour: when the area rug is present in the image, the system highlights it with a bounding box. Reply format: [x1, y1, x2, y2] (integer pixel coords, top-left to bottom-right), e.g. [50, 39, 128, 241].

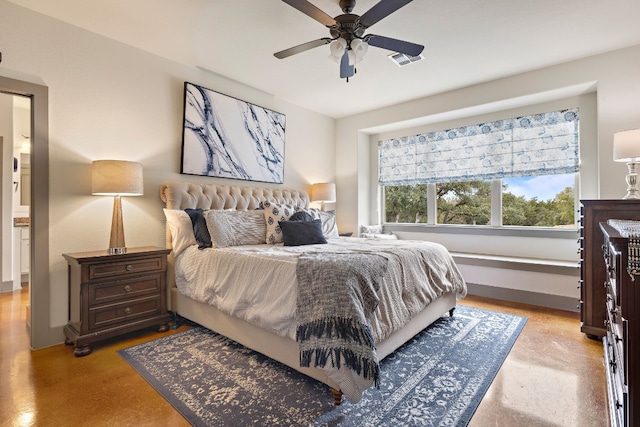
[118, 305, 526, 426]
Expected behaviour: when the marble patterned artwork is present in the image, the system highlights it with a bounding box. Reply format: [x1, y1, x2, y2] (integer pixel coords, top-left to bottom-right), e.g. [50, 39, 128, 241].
[181, 82, 286, 183]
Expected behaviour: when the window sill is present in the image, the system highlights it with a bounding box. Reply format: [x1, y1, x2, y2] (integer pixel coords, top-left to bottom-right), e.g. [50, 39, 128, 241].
[383, 223, 579, 239]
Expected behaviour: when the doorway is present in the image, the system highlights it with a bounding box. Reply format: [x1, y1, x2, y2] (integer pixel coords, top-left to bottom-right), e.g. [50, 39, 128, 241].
[1, 75, 55, 350]
[0, 93, 31, 310]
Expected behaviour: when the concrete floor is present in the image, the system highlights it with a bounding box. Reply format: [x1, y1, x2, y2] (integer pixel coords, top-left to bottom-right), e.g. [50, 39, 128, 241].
[0, 288, 607, 426]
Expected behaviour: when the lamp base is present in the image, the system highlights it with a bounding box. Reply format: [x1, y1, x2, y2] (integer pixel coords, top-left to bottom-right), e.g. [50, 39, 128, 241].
[624, 162, 640, 199]
[108, 195, 127, 254]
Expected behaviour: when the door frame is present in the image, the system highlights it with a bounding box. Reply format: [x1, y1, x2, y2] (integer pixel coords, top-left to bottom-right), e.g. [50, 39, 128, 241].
[0, 75, 57, 349]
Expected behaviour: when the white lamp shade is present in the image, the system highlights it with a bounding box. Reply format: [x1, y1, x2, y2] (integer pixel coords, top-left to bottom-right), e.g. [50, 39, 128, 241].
[613, 129, 640, 162]
[311, 182, 336, 203]
[329, 39, 347, 58]
[92, 160, 143, 196]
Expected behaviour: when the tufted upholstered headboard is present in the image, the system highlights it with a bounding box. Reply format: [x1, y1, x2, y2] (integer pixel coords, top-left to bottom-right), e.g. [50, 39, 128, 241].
[160, 180, 310, 211]
[160, 181, 310, 292]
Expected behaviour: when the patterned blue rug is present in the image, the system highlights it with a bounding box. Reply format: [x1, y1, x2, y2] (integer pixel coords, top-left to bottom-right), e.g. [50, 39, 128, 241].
[119, 305, 526, 426]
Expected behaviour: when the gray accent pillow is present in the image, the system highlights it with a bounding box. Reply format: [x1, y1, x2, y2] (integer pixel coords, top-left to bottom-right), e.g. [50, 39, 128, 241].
[289, 211, 315, 222]
[278, 219, 327, 246]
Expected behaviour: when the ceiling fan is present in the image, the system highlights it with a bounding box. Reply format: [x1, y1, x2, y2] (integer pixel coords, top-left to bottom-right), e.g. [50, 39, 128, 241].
[274, 0, 424, 81]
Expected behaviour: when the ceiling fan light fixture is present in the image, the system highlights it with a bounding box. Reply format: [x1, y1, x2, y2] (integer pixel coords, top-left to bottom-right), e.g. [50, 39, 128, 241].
[329, 38, 347, 58]
[348, 39, 368, 65]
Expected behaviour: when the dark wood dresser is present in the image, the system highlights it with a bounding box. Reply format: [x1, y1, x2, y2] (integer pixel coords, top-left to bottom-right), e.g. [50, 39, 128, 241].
[600, 221, 639, 427]
[579, 200, 640, 339]
[63, 246, 172, 357]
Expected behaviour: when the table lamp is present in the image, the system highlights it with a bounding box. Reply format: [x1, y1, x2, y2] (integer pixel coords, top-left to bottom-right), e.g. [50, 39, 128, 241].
[311, 182, 336, 211]
[92, 160, 143, 254]
[614, 129, 640, 199]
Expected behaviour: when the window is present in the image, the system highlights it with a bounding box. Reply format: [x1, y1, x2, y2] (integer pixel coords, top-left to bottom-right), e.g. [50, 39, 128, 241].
[436, 181, 491, 225]
[385, 184, 429, 223]
[379, 108, 579, 228]
[502, 174, 576, 227]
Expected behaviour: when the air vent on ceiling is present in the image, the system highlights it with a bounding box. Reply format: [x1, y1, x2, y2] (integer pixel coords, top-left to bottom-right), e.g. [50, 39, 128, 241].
[388, 52, 424, 67]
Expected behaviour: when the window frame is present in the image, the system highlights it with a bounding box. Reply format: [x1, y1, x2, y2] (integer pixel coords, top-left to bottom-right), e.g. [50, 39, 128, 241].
[382, 172, 579, 231]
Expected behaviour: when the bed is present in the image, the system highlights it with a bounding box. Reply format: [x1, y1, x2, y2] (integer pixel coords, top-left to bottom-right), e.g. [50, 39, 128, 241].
[160, 180, 467, 405]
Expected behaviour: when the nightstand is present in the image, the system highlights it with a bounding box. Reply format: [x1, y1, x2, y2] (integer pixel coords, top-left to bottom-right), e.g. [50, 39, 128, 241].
[62, 246, 172, 357]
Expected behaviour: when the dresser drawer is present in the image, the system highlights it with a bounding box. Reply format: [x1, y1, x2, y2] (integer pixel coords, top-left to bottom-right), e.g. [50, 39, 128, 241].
[89, 296, 162, 330]
[88, 255, 165, 280]
[606, 301, 626, 380]
[605, 333, 628, 427]
[603, 241, 622, 305]
[88, 274, 163, 306]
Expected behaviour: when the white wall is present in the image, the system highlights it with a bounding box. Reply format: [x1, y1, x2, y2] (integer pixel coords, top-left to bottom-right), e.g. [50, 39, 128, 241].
[0, 1, 335, 345]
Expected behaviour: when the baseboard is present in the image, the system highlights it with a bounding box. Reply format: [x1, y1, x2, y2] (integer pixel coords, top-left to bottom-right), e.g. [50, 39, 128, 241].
[466, 282, 579, 312]
[0, 280, 14, 293]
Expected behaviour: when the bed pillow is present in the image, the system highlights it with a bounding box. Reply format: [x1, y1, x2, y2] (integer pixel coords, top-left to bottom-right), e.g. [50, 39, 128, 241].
[318, 210, 340, 238]
[205, 210, 266, 248]
[296, 207, 339, 238]
[185, 208, 212, 249]
[163, 209, 197, 256]
[360, 224, 384, 235]
[289, 211, 315, 222]
[279, 219, 327, 246]
[261, 201, 296, 244]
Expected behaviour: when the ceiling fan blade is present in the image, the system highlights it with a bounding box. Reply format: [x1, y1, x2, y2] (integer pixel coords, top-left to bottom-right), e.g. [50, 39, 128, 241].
[274, 38, 332, 59]
[358, 0, 413, 28]
[340, 49, 354, 79]
[366, 34, 424, 57]
[282, 0, 337, 27]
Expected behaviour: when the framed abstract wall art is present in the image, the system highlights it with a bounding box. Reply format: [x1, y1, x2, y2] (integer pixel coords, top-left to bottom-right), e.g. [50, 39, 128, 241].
[181, 82, 286, 183]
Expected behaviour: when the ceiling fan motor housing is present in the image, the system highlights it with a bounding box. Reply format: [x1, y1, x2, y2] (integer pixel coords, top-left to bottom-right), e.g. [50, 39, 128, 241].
[332, 14, 365, 42]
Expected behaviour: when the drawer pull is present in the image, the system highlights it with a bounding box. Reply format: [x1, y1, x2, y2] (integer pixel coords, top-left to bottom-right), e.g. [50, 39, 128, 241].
[125, 264, 133, 271]
[124, 285, 132, 292]
[124, 307, 132, 315]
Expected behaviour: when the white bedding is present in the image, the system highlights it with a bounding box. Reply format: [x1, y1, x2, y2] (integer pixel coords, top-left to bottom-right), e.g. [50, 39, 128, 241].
[175, 237, 467, 343]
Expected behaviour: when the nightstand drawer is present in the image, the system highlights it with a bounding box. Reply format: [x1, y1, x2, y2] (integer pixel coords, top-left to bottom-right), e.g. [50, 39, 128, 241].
[89, 274, 163, 306]
[88, 255, 164, 280]
[89, 296, 162, 330]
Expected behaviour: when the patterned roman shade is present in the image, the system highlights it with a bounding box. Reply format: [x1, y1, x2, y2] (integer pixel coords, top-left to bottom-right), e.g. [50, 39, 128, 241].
[378, 108, 580, 186]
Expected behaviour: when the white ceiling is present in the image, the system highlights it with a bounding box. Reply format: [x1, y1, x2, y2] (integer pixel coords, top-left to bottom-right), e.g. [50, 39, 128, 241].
[8, 0, 640, 118]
